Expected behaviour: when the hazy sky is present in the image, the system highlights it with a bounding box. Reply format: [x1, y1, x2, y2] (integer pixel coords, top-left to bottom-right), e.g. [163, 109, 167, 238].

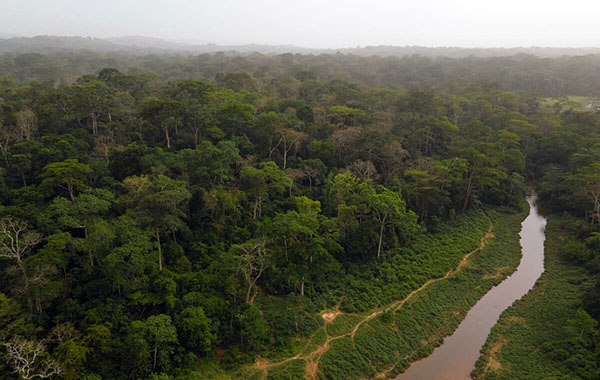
[1, 0, 599, 48]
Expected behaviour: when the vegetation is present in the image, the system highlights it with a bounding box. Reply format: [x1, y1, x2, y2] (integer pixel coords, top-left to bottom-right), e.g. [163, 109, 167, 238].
[0, 43, 599, 379]
[472, 73, 600, 378]
[473, 216, 597, 379]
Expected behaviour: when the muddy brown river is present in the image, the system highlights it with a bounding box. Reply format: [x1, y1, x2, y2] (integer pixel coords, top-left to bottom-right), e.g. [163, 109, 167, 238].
[395, 195, 546, 380]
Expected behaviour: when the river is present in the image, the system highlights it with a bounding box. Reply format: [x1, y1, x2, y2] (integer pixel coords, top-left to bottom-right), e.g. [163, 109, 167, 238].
[395, 195, 546, 380]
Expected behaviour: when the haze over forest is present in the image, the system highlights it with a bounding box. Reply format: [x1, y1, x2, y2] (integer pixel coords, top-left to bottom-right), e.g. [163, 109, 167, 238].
[2, 0, 600, 49]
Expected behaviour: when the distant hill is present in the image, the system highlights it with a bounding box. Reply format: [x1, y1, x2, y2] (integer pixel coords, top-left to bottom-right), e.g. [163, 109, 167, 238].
[0, 35, 128, 53]
[1, 35, 599, 58]
[106, 35, 186, 50]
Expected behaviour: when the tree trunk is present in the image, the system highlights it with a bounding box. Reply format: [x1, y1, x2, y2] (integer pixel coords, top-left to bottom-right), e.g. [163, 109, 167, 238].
[462, 172, 474, 211]
[156, 227, 163, 270]
[91, 112, 97, 135]
[377, 215, 386, 258]
[253, 197, 258, 219]
[193, 128, 199, 149]
[592, 192, 600, 224]
[68, 184, 75, 202]
[153, 343, 158, 371]
[300, 277, 305, 296]
[163, 126, 171, 149]
[246, 283, 253, 304]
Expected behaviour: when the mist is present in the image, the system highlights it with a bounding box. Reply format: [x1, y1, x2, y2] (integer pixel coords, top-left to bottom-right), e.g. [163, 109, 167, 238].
[1, 0, 599, 48]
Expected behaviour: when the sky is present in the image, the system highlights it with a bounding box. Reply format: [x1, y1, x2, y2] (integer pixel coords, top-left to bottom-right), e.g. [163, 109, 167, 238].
[1, 0, 599, 48]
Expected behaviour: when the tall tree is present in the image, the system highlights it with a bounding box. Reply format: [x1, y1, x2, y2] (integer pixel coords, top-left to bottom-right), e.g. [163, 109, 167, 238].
[39, 159, 91, 201]
[240, 162, 291, 219]
[122, 174, 191, 270]
[268, 196, 341, 295]
[0, 218, 42, 309]
[573, 162, 600, 223]
[139, 98, 183, 149]
[367, 186, 417, 258]
[231, 239, 269, 304]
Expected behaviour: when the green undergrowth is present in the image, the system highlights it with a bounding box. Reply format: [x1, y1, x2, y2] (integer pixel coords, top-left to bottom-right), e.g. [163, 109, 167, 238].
[242, 208, 497, 362]
[318, 205, 528, 379]
[266, 359, 307, 380]
[301, 328, 327, 356]
[473, 216, 595, 380]
[318, 337, 376, 380]
[226, 205, 527, 379]
[336, 209, 492, 313]
[325, 313, 365, 337]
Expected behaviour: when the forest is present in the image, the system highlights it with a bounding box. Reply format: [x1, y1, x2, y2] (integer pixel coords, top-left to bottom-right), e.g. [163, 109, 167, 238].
[0, 44, 599, 379]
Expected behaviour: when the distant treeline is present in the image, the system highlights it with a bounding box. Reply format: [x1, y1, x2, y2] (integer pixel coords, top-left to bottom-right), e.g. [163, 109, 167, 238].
[1, 37, 600, 96]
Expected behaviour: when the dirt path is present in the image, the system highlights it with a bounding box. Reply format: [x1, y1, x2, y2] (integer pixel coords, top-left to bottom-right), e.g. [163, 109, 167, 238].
[254, 221, 495, 380]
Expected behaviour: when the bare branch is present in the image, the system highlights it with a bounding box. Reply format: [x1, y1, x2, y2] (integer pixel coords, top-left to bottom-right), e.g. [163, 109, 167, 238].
[3, 338, 62, 379]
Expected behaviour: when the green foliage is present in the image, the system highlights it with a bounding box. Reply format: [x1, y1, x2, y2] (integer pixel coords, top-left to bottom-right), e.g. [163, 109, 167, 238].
[176, 307, 216, 353]
[0, 56, 565, 379]
[39, 158, 92, 200]
[267, 359, 306, 380]
[239, 305, 271, 352]
[561, 239, 594, 264]
[131, 314, 179, 373]
[319, 337, 376, 379]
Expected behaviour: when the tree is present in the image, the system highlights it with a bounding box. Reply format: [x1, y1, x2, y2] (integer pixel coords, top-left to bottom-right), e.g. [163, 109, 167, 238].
[179, 141, 241, 188]
[238, 305, 270, 351]
[253, 112, 307, 168]
[327, 105, 364, 127]
[131, 314, 178, 372]
[330, 171, 417, 260]
[567, 308, 598, 340]
[123, 174, 191, 270]
[280, 127, 307, 169]
[175, 307, 216, 353]
[0, 218, 42, 303]
[70, 79, 114, 135]
[0, 120, 22, 155]
[48, 189, 114, 266]
[573, 163, 600, 223]
[367, 186, 417, 258]
[39, 159, 92, 201]
[330, 127, 362, 165]
[139, 98, 183, 149]
[231, 239, 269, 304]
[182, 101, 218, 149]
[459, 146, 506, 211]
[2, 338, 62, 380]
[269, 196, 341, 295]
[15, 109, 37, 141]
[240, 162, 291, 219]
[208, 90, 256, 137]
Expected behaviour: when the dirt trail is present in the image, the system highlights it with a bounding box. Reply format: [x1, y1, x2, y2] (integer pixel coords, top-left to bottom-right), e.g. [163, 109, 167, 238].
[254, 221, 495, 380]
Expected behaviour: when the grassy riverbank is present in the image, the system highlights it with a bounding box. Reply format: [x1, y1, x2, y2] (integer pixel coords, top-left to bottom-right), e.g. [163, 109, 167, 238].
[184, 204, 529, 380]
[473, 216, 595, 380]
[318, 206, 527, 379]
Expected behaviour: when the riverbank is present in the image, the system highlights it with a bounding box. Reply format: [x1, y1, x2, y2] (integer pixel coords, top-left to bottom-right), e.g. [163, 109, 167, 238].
[185, 206, 527, 380]
[339, 207, 527, 380]
[394, 195, 545, 379]
[472, 216, 595, 379]
[215, 205, 528, 380]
